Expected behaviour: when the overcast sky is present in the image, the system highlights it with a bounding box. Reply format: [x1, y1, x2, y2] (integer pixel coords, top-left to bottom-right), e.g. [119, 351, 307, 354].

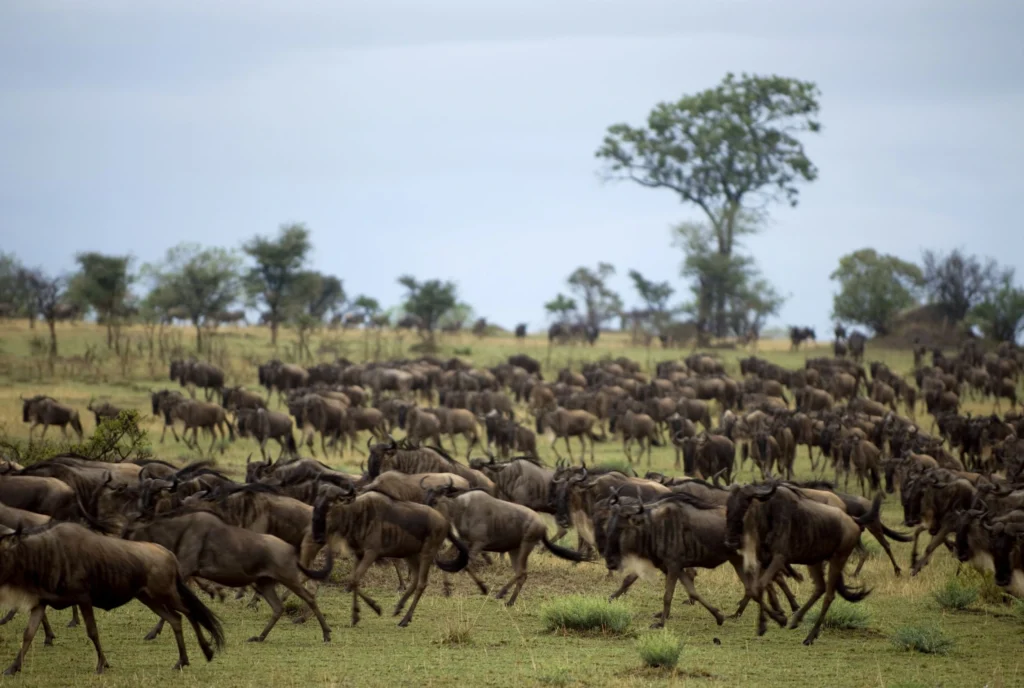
[2, 0, 1022, 334]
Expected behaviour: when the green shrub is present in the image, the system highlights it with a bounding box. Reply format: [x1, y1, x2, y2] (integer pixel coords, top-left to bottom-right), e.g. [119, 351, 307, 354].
[540, 596, 631, 634]
[933, 577, 979, 611]
[890, 625, 954, 655]
[636, 631, 683, 669]
[808, 600, 870, 630]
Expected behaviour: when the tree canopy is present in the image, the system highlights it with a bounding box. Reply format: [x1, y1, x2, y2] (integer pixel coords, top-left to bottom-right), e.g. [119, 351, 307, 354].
[971, 274, 1024, 343]
[830, 249, 923, 335]
[68, 252, 134, 347]
[242, 223, 312, 344]
[544, 294, 577, 321]
[22, 268, 68, 356]
[143, 243, 243, 348]
[0, 252, 31, 320]
[566, 263, 621, 330]
[397, 275, 458, 342]
[922, 248, 1011, 322]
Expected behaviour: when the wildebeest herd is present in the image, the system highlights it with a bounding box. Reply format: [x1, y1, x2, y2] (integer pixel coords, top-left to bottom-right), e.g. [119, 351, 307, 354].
[3, 340, 1024, 675]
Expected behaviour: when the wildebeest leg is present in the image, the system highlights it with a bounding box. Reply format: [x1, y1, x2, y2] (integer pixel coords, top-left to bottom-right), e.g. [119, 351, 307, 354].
[0, 609, 15, 627]
[803, 561, 842, 645]
[40, 612, 55, 647]
[392, 560, 407, 593]
[281, 579, 331, 642]
[908, 525, 927, 567]
[39, 423, 49, 440]
[650, 567, 679, 629]
[608, 573, 639, 602]
[347, 551, 380, 627]
[138, 593, 191, 670]
[208, 425, 219, 455]
[775, 577, 800, 612]
[248, 579, 286, 642]
[550, 434, 562, 461]
[4, 604, 46, 676]
[787, 563, 825, 629]
[496, 544, 533, 606]
[564, 435, 573, 462]
[396, 554, 431, 627]
[144, 618, 166, 641]
[910, 523, 954, 576]
[68, 605, 80, 628]
[622, 436, 631, 463]
[676, 569, 724, 626]
[78, 604, 111, 674]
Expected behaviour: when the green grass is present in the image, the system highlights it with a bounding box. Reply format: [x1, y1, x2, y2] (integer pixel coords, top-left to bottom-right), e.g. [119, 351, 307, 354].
[0, 321, 1022, 686]
[636, 631, 683, 669]
[807, 600, 870, 630]
[540, 596, 632, 634]
[933, 577, 979, 611]
[890, 625, 955, 655]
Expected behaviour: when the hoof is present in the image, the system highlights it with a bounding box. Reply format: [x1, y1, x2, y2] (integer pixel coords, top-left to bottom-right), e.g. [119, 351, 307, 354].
[478, 585, 489, 596]
[504, 599, 516, 608]
[802, 636, 816, 646]
[67, 620, 79, 629]
[144, 632, 159, 641]
[714, 614, 725, 627]
[323, 634, 331, 643]
[3, 668, 19, 677]
[43, 638, 54, 647]
[649, 621, 665, 630]
[397, 619, 410, 628]
[247, 636, 263, 643]
[172, 661, 187, 671]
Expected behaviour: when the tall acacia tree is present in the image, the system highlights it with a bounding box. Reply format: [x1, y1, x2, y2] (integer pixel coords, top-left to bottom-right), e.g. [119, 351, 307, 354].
[69, 252, 134, 348]
[596, 72, 820, 335]
[242, 223, 312, 345]
[830, 249, 923, 335]
[23, 268, 67, 356]
[566, 263, 621, 330]
[397, 275, 458, 345]
[143, 243, 242, 350]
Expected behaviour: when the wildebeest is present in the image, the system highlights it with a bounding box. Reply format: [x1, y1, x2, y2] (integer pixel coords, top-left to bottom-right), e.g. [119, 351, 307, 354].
[725, 482, 877, 644]
[312, 483, 470, 627]
[536, 408, 603, 463]
[609, 408, 662, 465]
[160, 396, 235, 455]
[366, 440, 493, 491]
[789, 326, 816, 351]
[0, 522, 224, 674]
[122, 510, 332, 644]
[507, 354, 542, 378]
[220, 386, 267, 412]
[468, 456, 556, 515]
[426, 482, 585, 605]
[847, 331, 867, 362]
[86, 399, 123, 427]
[514, 324, 527, 339]
[258, 360, 309, 402]
[170, 359, 225, 401]
[235, 407, 297, 461]
[21, 396, 83, 441]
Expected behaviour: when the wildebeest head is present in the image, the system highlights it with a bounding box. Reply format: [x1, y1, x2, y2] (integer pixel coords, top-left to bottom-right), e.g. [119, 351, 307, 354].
[954, 509, 987, 563]
[245, 453, 273, 483]
[366, 437, 399, 479]
[312, 480, 357, 543]
[983, 518, 1024, 587]
[602, 489, 645, 571]
[724, 482, 776, 549]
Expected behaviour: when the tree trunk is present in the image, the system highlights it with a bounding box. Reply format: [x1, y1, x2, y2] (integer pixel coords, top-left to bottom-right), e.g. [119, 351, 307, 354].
[106, 317, 114, 349]
[28, 313, 35, 329]
[194, 321, 203, 351]
[47, 319, 58, 357]
[271, 318, 279, 346]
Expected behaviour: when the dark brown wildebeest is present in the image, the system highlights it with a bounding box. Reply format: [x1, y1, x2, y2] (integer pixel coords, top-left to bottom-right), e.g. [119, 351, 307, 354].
[0, 474, 78, 520]
[789, 326, 816, 351]
[220, 386, 266, 412]
[399, 405, 444, 448]
[21, 396, 83, 441]
[366, 440, 493, 492]
[150, 389, 189, 443]
[955, 511, 1024, 597]
[725, 482, 877, 644]
[86, 399, 123, 427]
[235, 408, 297, 461]
[603, 491, 779, 628]
[258, 360, 309, 403]
[508, 353, 543, 378]
[847, 331, 867, 362]
[426, 482, 585, 605]
[536, 408, 603, 463]
[901, 470, 976, 576]
[610, 408, 662, 465]
[437, 408, 482, 459]
[833, 338, 848, 358]
[363, 471, 472, 503]
[469, 456, 556, 515]
[0, 521, 224, 675]
[514, 324, 527, 339]
[170, 359, 225, 401]
[693, 433, 735, 484]
[163, 397, 235, 455]
[312, 483, 470, 627]
[122, 510, 332, 644]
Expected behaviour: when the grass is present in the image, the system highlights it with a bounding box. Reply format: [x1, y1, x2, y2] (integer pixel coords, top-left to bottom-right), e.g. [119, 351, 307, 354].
[807, 600, 870, 630]
[933, 577, 980, 611]
[0, 321, 1022, 686]
[890, 625, 955, 655]
[636, 631, 683, 669]
[540, 596, 632, 635]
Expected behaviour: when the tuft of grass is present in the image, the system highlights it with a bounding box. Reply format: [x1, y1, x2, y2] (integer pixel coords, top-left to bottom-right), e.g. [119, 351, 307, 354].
[636, 631, 683, 669]
[808, 600, 870, 630]
[540, 596, 631, 634]
[960, 568, 1011, 605]
[536, 668, 574, 686]
[933, 577, 979, 611]
[439, 626, 472, 646]
[890, 625, 954, 655]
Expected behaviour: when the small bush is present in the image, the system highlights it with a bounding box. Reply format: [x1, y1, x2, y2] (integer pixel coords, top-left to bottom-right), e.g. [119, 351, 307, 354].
[808, 600, 870, 630]
[636, 631, 683, 669]
[890, 625, 954, 655]
[541, 596, 631, 634]
[933, 577, 979, 611]
[439, 626, 472, 646]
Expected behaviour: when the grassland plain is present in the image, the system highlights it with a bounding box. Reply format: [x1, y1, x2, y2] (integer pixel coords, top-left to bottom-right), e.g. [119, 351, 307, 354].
[0, 320, 1022, 687]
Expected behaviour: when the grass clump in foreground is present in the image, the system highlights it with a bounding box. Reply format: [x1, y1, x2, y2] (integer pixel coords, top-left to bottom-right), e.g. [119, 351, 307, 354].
[541, 596, 631, 634]
[636, 631, 683, 669]
[808, 600, 870, 630]
[890, 625, 954, 655]
[933, 577, 979, 611]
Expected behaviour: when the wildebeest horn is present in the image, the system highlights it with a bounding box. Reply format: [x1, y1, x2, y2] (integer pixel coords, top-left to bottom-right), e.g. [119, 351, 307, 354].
[366, 436, 374, 451]
[246, 454, 252, 466]
[419, 476, 429, 489]
[360, 461, 366, 475]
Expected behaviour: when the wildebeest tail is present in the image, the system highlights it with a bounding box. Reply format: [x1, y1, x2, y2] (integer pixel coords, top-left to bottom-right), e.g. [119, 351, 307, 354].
[435, 528, 470, 573]
[298, 545, 334, 580]
[70, 412, 84, 439]
[542, 533, 587, 562]
[881, 522, 913, 542]
[853, 492, 883, 529]
[176, 577, 226, 653]
[835, 573, 871, 603]
[285, 432, 298, 455]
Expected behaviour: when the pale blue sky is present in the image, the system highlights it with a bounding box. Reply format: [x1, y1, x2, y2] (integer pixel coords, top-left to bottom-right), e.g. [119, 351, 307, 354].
[2, 0, 1022, 333]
